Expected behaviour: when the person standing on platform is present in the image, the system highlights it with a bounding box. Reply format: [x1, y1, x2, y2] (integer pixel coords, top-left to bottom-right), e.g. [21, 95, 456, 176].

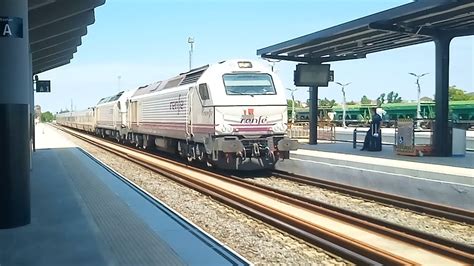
[361, 108, 382, 151]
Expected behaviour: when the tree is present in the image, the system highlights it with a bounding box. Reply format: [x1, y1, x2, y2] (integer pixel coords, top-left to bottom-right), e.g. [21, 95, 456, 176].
[41, 111, 54, 122]
[376, 93, 386, 106]
[287, 99, 302, 108]
[385, 91, 402, 103]
[360, 95, 371, 104]
[347, 100, 357, 105]
[393, 93, 402, 103]
[449, 85, 474, 101]
[387, 91, 394, 103]
[318, 97, 336, 107]
[287, 99, 293, 107]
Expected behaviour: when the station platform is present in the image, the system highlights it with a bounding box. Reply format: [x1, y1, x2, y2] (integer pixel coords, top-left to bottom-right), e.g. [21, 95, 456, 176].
[0, 124, 248, 266]
[277, 141, 473, 211]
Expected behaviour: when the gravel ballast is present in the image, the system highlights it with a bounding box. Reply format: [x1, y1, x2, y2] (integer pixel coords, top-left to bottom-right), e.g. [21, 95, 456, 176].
[58, 128, 349, 265]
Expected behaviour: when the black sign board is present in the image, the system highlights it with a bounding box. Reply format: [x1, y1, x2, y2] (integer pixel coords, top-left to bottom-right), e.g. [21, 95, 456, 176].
[0, 17, 23, 38]
[294, 64, 331, 87]
[36, 80, 51, 93]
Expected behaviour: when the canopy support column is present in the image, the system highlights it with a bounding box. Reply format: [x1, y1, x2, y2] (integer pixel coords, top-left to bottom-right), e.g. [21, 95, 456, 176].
[0, 0, 31, 228]
[433, 36, 453, 157]
[309, 86, 319, 145]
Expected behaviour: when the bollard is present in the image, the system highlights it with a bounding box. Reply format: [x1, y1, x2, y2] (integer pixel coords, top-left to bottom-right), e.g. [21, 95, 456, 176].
[353, 128, 357, 148]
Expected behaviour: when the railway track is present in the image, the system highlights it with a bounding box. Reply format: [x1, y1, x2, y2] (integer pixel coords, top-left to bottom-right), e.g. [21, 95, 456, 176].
[269, 170, 474, 225]
[54, 125, 474, 265]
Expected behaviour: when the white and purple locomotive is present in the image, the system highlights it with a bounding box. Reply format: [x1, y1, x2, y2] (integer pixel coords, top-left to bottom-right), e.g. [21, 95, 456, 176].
[57, 59, 298, 170]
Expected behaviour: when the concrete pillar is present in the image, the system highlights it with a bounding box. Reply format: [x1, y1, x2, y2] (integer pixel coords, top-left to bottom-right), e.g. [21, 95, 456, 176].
[433, 36, 453, 157]
[309, 86, 319, 144]
[0, 0, 31, 228]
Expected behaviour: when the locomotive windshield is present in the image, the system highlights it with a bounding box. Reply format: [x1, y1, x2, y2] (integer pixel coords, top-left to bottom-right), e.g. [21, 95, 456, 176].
[223, 73, 276, 95]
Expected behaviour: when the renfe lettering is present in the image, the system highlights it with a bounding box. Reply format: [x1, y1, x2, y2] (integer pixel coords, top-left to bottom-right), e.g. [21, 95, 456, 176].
[240, 116, 268, 125]
[169, 94, 185, 115]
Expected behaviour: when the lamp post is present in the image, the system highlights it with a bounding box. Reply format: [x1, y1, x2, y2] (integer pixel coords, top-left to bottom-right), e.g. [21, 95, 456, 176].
[188, 37, 194, 70]
[335, 82, 351, 128]
[287, 88, 298, 124]
[409, 72, 429, 127]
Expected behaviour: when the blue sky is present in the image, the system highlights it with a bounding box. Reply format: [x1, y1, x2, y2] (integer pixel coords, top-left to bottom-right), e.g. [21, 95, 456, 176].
[36, 0, 473, 112]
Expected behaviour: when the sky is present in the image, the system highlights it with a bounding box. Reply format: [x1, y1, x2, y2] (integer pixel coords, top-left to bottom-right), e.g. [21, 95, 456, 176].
[36, 0, 474, 113]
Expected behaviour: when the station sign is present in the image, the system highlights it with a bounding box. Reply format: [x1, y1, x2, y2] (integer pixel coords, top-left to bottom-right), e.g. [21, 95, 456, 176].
[294, 64, 331, 87]
[0, 17, 23, 38]
[36, 80, 51, 93]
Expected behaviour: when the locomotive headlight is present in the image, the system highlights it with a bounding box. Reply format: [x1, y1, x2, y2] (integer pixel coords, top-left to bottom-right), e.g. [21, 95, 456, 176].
[238, 61, 252, 68]
[216, 124, 234, 134]
[272, 122, 288, 133]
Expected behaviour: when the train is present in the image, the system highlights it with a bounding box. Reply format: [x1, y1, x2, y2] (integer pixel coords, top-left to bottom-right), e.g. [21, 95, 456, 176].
[56, 59, 298, 170]
[289, 100, 474, 128]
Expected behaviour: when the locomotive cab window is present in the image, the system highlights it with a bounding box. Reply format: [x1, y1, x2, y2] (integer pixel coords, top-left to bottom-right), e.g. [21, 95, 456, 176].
[198, 83, 210, 100]
[223, 73, 276, 95]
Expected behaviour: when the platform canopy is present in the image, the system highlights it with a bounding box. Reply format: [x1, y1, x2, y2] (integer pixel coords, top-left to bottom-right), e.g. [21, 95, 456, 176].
[29, 0, 105, 74]
[257, 0, 474, 63]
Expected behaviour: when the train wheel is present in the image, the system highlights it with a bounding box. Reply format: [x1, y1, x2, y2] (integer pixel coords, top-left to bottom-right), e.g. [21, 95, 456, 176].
[196, 144, 206, 162]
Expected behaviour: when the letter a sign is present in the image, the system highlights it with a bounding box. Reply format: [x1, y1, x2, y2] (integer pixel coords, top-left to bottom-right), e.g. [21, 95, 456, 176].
[0, 17, 23, 38]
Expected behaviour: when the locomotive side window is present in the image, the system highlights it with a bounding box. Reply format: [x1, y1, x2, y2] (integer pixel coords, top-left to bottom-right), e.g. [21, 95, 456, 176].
[223, 73, 276, 95]
[198, 83, 210, 100]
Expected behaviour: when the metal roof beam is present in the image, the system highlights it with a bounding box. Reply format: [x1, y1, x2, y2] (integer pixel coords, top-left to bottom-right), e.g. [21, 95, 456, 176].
[32, 40, 81, 57]
[28, 0, 56, 11]
[405, 5, 474, 26]
[449, 27, 474, 38]
[257, 0, 452, 56]
[354, 38, 429, 55]
[368, 21, 437, 37]
[30, 28, 87, 52]
[33, 54, 74, 68]
[261, 55, 323, 63]
[261, 53, 365, 64]
[29, 0, 105, 30]
[34, 60, 71, 75]
[300, 33, 407, 59]
[287, 31, 392, 57]
[30, 10, 95, 44]
[33, 47, 77, 63]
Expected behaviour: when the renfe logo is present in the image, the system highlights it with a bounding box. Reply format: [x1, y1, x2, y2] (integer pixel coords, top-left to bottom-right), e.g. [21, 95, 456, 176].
[170, 94, 185, 115]
[241, 108, 268, 124]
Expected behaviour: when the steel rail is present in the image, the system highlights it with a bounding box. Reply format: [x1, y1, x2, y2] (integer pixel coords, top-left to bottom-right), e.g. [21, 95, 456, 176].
[271, 169, 474, 225]
[232, 177, 474, 257]
[54, 125, 474, 265]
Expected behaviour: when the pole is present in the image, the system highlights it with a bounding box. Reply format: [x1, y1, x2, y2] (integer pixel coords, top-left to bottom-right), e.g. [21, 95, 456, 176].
[309, 86, 319, 144]
[287, 88, 298, 124]
[409, 72, 428, 128]
[342, 87, 347, 128]
[188, 37, 194, 71]
[416, 78, 421, 122]
[336, 82, 350, 128]
[291, 92, 295, 124]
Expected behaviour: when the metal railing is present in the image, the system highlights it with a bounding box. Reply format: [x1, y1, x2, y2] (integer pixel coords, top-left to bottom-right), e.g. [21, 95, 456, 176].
[287, 121, 336, 142]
